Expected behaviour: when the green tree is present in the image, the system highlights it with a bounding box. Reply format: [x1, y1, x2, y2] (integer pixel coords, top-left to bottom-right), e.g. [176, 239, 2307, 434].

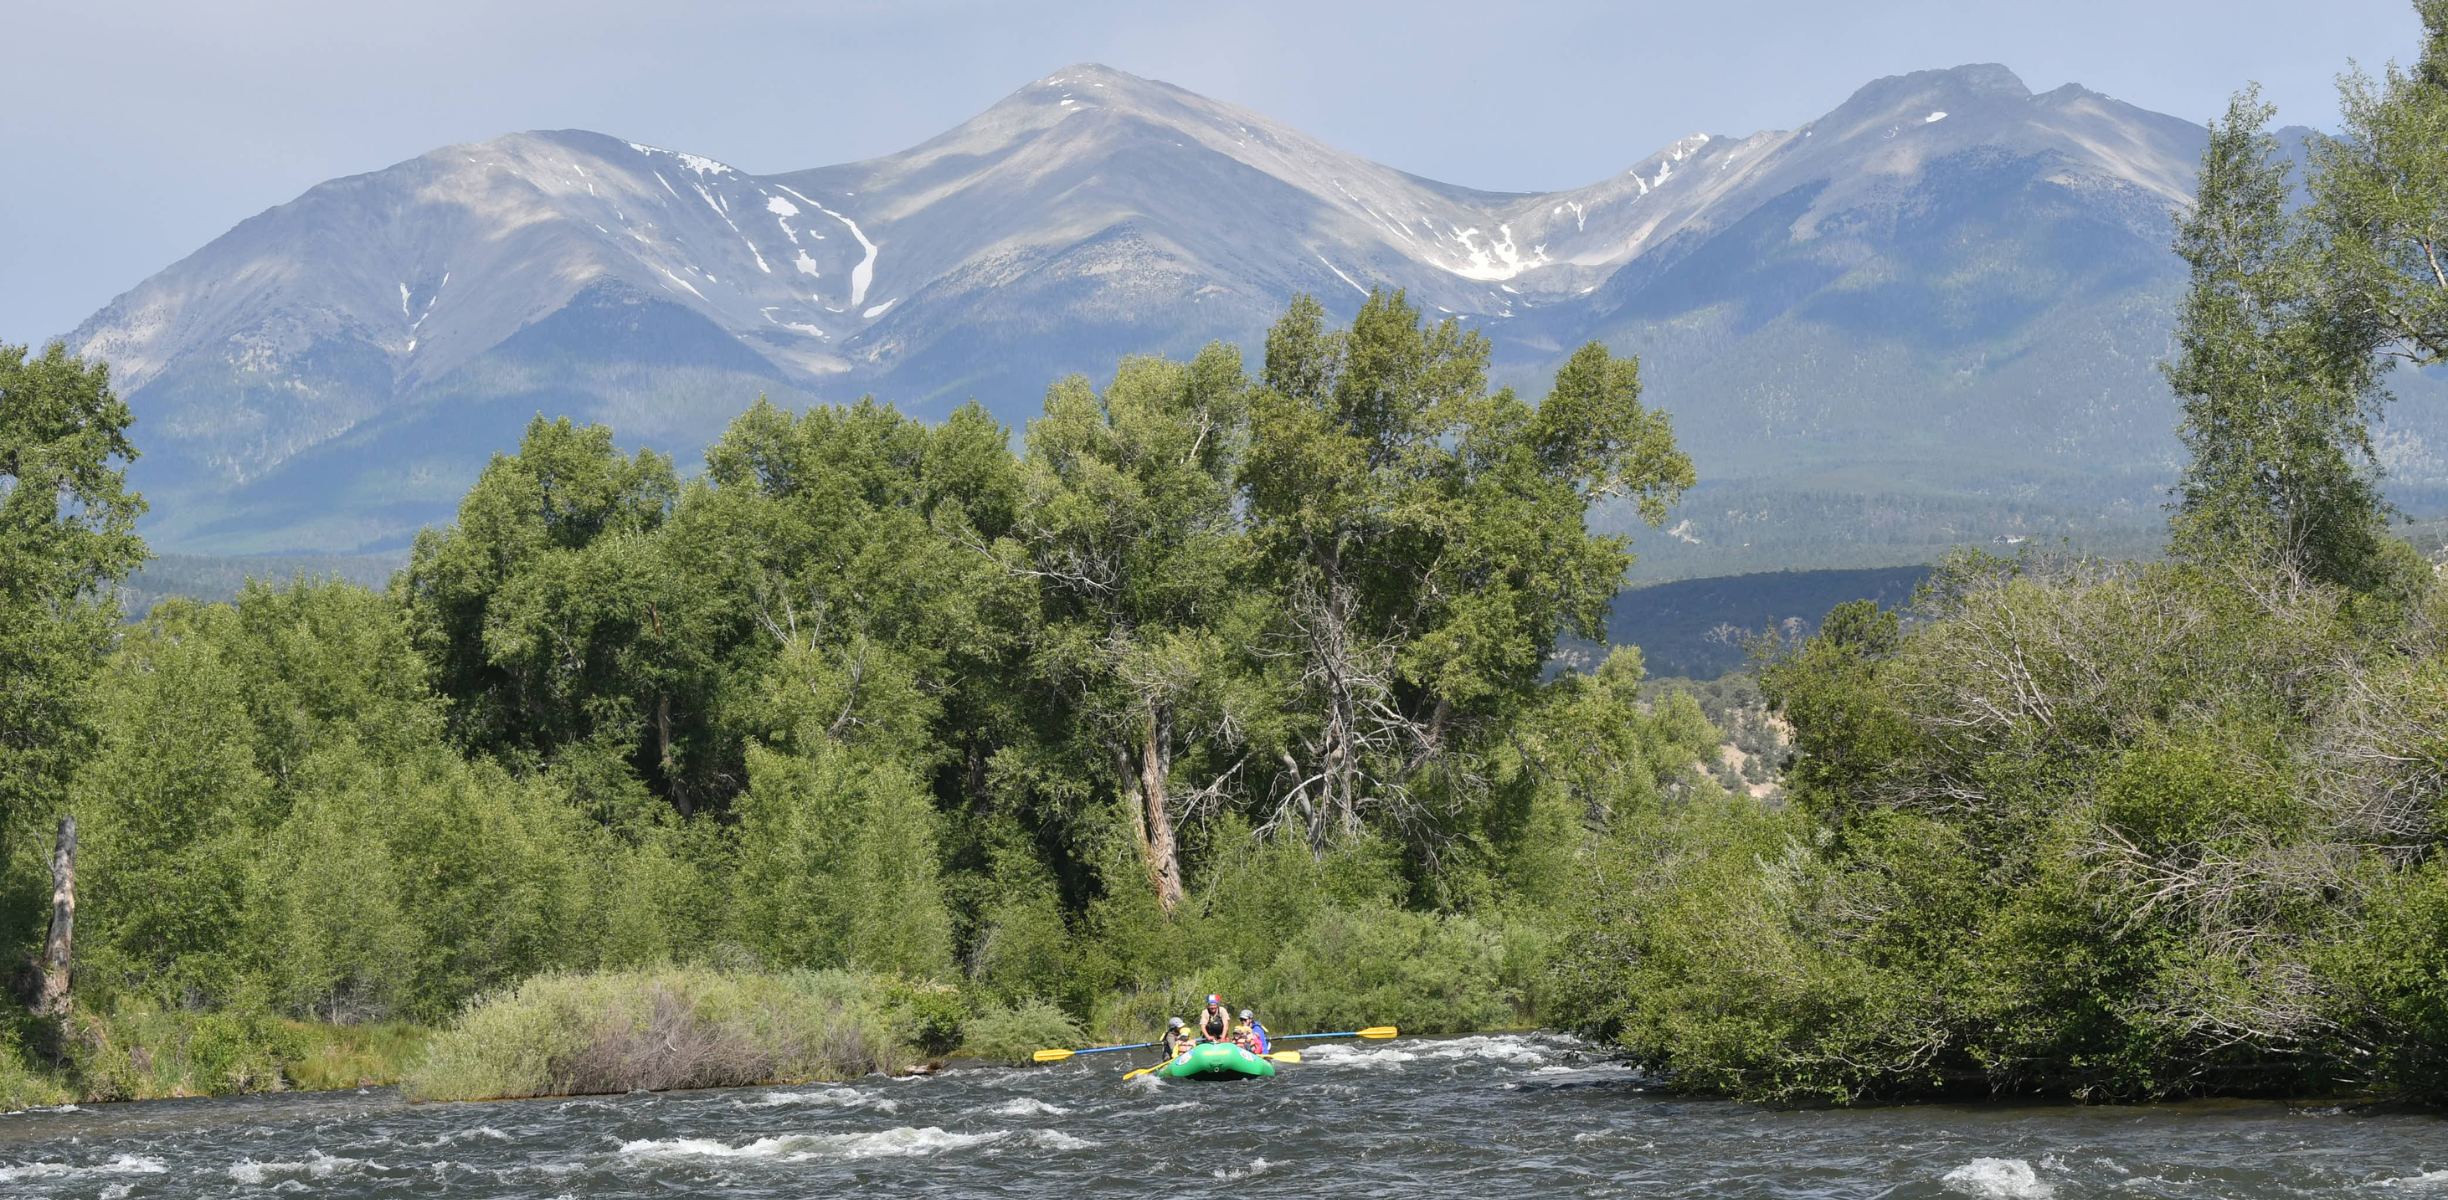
[2168, 88, 2394, 589]
[2314, 0, 2448, 365]
[1007, 347, 1254, 910]
[731, 742, 953, 976]
[73, 603, 268, 1001]
[396, 415, 681, 793]
[0, 341, 145, 928]
[1241, 292, 1692, 854]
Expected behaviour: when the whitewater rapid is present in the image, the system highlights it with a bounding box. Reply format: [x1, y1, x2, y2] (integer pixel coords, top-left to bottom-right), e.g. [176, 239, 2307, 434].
[0, 1033, 2438, 1197]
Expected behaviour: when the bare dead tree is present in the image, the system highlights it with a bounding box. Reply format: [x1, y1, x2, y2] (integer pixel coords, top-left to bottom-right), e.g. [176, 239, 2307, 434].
[31, 815, 74, 1018]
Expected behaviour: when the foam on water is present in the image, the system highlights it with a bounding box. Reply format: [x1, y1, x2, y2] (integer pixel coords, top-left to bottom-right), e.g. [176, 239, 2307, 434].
[1941, 1158, 2053, 1199]
[743, 1087, 898, 1114]
[983, 1098, 1070, 1117]
[1305, 1045, 1416, 1069]
[1215, 1157, 1276, 1180]
[1306, 1033, 1567, 1071]
[228, 1151, 378, 1185]
[2374, 1169, 2448, 1190]
[0, 1155, 167, 1183]
[618, 1126, 1004, 1163]
[411, 1126, 510, 1149]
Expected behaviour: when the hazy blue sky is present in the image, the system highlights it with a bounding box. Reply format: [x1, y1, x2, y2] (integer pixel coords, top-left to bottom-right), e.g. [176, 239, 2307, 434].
[0, 0, 2424, 344]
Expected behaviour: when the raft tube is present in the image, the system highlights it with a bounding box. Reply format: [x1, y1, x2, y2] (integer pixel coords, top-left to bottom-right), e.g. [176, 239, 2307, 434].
[1153, 1041, 1277, 1080]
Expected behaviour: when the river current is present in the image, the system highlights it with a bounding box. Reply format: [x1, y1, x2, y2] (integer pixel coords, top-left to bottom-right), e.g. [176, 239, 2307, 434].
[0, 1033, 2440, 1197]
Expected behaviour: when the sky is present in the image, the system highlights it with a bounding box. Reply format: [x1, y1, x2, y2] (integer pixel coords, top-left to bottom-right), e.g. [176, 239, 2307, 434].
[0, 0, 2425, 344]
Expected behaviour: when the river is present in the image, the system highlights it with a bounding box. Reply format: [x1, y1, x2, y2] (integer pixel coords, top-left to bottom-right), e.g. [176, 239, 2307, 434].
[0, 1033, 2439, 1197]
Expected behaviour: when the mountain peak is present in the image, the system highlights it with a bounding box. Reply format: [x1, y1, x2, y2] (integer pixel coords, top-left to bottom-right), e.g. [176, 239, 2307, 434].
[1825, 63, 2033, 126]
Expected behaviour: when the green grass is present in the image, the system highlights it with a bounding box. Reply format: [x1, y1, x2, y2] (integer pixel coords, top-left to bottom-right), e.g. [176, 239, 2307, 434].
[282, 1021, 430, 1090]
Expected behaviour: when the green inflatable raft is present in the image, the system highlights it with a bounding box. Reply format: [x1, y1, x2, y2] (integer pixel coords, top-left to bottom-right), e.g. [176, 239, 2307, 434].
[1153, 1041, 1277, 1080]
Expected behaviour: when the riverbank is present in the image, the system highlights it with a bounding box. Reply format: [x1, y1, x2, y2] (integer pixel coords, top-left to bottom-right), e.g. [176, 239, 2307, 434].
[0, 1008, 430, 1108]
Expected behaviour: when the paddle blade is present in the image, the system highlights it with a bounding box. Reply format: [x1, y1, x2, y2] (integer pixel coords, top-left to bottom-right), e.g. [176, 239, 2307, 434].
[1267, 1050, 1302, 1063]
[1357, 1026, 1399, 1039]
[1031, 1048, 1075, 1063]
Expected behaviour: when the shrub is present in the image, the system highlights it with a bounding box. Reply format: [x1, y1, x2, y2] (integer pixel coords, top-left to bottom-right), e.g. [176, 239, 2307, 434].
[66, 1001, 304, 1101]
[403, 967, 914, 1101]
[885, 979, 968, 1057]
[731, 744, 954, 976]
[958, 999, 1083, 1064]
[280, 1021, 429, 1091]
[1253, 905, 1518, 1036]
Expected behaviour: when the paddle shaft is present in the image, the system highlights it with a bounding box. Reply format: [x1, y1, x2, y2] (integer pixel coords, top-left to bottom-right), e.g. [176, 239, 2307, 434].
[1034, 1040, 1155, 1062]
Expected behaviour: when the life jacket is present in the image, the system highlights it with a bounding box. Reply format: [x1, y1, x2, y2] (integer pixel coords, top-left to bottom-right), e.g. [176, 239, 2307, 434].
[1244, 1021, 1270, 1053]
[1200, 1006, 1230, 1040]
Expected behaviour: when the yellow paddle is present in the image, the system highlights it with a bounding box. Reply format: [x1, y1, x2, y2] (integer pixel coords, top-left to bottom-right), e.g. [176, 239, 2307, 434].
[1032, 1040, 1154, 1063]
[1273, 1025, 1399, 1042]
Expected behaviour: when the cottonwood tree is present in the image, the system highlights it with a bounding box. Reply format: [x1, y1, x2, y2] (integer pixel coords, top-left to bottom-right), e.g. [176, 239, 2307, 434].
[1006, 347, 1254, 910]
[0, 342, 145, 896]
[2166, 89, 2398, 591]
[397, 416, 685, 793]
[1241, 292, 1692, 853]
[2315, 0, 2448, 364]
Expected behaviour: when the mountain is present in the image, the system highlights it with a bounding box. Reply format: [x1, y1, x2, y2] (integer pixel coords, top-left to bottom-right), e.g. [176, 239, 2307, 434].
[67, 62, 2448, 566]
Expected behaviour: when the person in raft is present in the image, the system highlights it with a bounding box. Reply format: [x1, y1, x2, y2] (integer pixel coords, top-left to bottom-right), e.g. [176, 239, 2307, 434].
[1233, 1008, 1270, 1054]
[1160, 1016, 1195, 1057]
[1198, 994, 1234, 1043]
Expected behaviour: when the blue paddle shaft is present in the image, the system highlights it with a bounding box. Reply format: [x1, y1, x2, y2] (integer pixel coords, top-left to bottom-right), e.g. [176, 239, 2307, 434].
[1272, 1031, 1362, 1041]
[1070, 1041, 1156, 1055]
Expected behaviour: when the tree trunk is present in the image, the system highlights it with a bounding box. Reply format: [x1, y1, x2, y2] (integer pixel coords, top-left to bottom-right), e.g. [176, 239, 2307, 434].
[1141, 707, 1185, 912]
[31, 815, 74, 1018]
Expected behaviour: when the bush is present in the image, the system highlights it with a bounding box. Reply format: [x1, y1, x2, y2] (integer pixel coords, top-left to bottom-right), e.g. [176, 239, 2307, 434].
[281, 1021, 429, 1091]
[0, 1013, 73, 1108]
[66, 1001, 304, 1101]
[958, 999, 1083, 1064]
[1253, 905, 1520, 1036]
[885, 979, 968, 1057]
[403, 967, 915, 1101]
[731, 744, 954, 976]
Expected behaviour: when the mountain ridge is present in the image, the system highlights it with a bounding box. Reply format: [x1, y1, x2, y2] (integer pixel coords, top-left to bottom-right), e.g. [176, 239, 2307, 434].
[72, 60, 2448, 570]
